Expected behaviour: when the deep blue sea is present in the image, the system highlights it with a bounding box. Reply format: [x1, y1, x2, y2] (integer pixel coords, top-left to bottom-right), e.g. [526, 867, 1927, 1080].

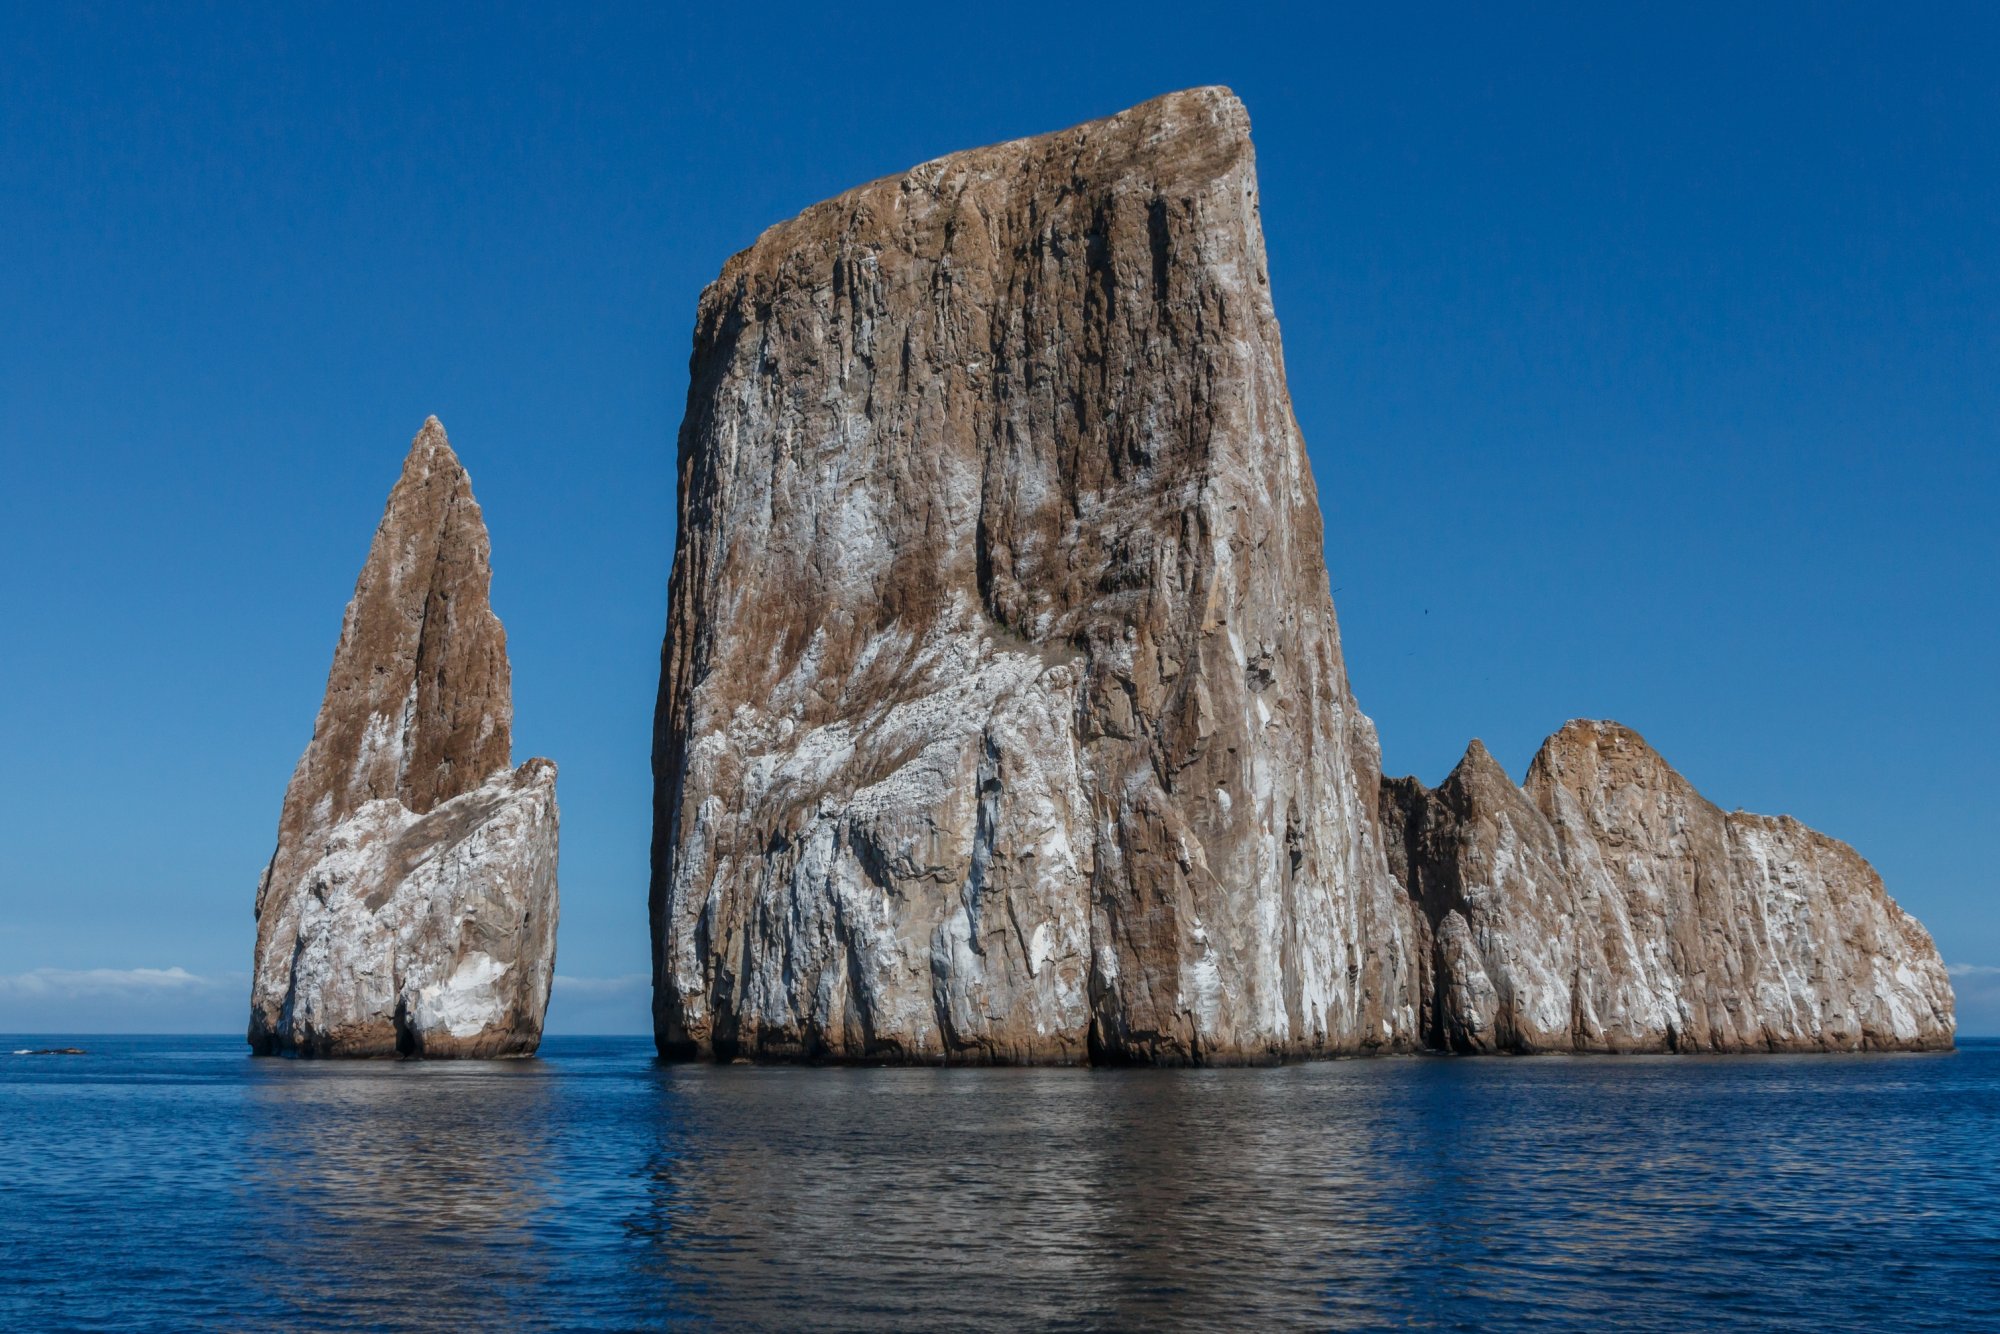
[3, 1036, 1996, 1331]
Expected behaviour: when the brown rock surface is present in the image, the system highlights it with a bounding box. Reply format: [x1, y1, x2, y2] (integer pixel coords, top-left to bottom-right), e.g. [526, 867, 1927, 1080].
[650, 87, 1419, 1063]
[650, 86, 1951, 1063]
[1383, 721, 1955, 1052]
[1382, 741, 1590, 1053]
[249, 418, 559, 1058]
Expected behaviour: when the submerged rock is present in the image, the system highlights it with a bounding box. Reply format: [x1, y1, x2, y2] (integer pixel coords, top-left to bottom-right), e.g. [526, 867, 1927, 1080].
[249, 418, 558, 1058]
[1382, 721, 1954, 1053]
[651, 87, 1419, 1062]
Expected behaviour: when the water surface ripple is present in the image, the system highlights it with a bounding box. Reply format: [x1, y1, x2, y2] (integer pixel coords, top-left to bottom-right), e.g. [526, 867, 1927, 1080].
[4, 1036, 1996, 1330]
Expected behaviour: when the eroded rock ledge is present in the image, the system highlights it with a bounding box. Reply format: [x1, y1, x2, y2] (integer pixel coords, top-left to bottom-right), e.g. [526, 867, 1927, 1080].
[249, 418, 558, 1058]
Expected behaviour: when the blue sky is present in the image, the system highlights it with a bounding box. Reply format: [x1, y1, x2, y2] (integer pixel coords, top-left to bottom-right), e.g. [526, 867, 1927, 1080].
[2, 4, 1994, 1036]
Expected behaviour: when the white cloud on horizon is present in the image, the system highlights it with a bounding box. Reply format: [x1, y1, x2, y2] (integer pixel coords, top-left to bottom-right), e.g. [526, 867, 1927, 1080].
[0, 966, 247, 1033]
[0, 968, 650, 997]
[0, 966, 234, 998]
[0, 967, 655, 1035]
[1947, 964, 2000, 1038]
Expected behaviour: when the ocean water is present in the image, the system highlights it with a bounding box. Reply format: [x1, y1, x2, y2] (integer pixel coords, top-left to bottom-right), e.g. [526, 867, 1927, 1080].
[3, 1036, 1996, 1331]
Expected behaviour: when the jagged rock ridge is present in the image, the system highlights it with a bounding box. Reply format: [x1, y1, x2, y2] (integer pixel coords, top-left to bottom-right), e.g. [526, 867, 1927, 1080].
[249, 417, 559, 1058]
[1382, 721, 1954, 1053]
[651, 87, 1419, 1063]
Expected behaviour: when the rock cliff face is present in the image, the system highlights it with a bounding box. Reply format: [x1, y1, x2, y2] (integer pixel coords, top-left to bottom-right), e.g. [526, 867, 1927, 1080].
[1382, 721, 1954, 1053]
[651, 87, 1419, 1062]
[651, 87, 1952, 1062]
[249, 418, 559, 1058]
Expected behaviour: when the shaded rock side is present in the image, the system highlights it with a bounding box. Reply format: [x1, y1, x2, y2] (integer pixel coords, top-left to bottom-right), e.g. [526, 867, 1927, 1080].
[249, 418, 559, 1058]
[651, 87, 1419, 1063]
[1382, 721, 1954, 1053]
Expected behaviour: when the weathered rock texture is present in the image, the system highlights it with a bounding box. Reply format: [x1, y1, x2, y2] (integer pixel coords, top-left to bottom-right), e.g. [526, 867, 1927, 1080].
[249, 417, 559, 1058]
[651, 87, 1419, 1063]
[651, 87, 1953, 1062]
[1382, 721, 1954, 1053]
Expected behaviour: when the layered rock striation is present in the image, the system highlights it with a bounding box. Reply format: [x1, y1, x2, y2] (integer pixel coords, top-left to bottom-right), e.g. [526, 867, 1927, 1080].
[650, 87, 1952, 1062]
[249, 418, 559, 1058]
[1382, 721, 1954, 1053]
[651, 87, 1418, 1063]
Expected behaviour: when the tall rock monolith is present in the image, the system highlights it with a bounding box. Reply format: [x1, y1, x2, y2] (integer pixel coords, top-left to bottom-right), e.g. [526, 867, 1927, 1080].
[650, 87, 1419, 1063]
[650, 86, 1953, 1063]
[249, 417, 558, 1058]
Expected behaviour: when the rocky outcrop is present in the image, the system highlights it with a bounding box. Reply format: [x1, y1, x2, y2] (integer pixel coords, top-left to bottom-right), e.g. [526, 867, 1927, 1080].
[651, 87, 1419, 1063]
[649, 86, 1952, 1063]
[1382, 740, 1588, 1053]
[1383, 721, 1954, 1053]
[249, 418, 559, 1058]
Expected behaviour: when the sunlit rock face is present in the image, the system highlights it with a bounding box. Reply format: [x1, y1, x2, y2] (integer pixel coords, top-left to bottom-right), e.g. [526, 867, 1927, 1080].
[1382, 721, 1954, 1053]
[249, 418, 559, 1059]
[649, 86, 1951, 1064]
[651, 87, 1420, 1063]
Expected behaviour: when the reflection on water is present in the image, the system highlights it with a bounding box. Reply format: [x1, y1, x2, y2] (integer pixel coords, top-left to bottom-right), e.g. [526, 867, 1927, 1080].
[239, 1060, 562, 1327]
[623, 1068, 1422, 1328]
[3, 1038, 1997, 1330]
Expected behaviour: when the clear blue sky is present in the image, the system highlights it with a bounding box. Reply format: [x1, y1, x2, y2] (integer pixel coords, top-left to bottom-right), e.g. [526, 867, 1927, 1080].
[3, 4, 1994, 1035]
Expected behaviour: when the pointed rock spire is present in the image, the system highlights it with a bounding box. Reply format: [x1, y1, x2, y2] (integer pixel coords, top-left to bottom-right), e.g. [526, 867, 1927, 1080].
[249, 418, 558, 1058]
[281, 414, 511, 829]
[1440, 738, 1516, 800]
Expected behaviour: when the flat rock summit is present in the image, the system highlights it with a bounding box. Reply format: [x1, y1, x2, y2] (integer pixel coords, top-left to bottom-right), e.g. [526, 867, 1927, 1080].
[250, 418, 558, 1058]
[650, 87, 1953, 1062]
